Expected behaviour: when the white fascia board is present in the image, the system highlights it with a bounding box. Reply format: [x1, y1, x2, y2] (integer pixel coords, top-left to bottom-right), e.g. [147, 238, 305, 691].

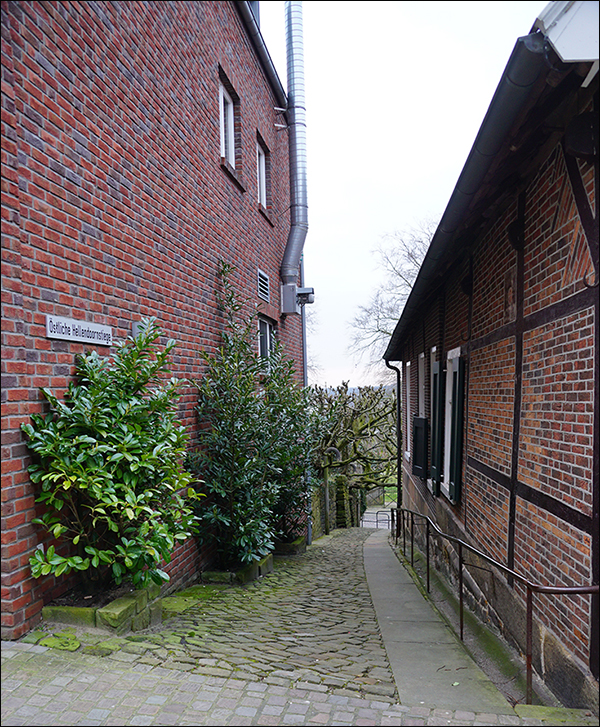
[534, 1, 599, 63]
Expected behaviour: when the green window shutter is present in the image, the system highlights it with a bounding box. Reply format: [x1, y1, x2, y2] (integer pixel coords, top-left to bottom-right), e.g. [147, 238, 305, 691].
[449, 356, 465, 505]
[430, 361, 444, 495]
[412, 416, 428, 478]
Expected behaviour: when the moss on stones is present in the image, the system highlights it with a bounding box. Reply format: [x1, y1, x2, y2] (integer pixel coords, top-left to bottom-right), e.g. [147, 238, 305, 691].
[39, 631, 81, 651]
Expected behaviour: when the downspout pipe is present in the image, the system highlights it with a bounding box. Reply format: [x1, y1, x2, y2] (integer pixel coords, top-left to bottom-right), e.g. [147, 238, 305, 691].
[384, 32, 546, 362]
[300, 256, 308, 386]
[385, 360, 403, 513]
[281, 0, 308, 286]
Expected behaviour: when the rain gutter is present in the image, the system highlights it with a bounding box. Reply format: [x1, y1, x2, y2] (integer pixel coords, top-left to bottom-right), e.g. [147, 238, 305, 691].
[235, 2, 288, 113]
[383, 31, 547, 362]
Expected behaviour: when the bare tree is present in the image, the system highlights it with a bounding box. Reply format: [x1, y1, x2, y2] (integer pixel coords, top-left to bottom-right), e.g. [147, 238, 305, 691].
[312, 383, 397, 484]
[349, 219, 436, 379]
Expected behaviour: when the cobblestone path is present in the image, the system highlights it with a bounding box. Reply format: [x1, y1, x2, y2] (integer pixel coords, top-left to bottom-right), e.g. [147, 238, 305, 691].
[2, 528, 597, 725]
[133, 529, 396, 700]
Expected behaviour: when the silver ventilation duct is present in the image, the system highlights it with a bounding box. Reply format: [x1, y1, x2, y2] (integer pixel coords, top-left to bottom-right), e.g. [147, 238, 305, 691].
[281, 0, 311, 313]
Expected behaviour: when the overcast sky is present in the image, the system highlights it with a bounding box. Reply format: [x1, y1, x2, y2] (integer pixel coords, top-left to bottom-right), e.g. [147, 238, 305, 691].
[258, 0, 549, 389]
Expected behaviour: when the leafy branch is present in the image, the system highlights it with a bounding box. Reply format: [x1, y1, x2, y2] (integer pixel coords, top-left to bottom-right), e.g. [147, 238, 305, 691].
[22, 318, 201, 590]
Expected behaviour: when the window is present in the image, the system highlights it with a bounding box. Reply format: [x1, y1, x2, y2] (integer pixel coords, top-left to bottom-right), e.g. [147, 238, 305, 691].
[404, 361, 411, 460]
[219, 84, 235, 168]
[412, 417, 428, 479]
[257, 142, 267, 208]
[418, 352, 426, 417]
[258, 318, 275, 361]
[429, 347, 437, 415]
[412, 352, 428, 478]
[430, 348, 443, 496]
[442, 347, 465, 504]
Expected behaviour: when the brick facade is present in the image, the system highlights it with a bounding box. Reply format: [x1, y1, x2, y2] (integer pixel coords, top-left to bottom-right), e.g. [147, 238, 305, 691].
[1, 1, 304, 639]
[520, 308, 595, 512]
[386, 27, 598, 710]
[468, 339, 515, 476]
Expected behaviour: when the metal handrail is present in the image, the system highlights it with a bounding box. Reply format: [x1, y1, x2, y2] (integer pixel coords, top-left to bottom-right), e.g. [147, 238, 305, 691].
[392, 506, 598, 704]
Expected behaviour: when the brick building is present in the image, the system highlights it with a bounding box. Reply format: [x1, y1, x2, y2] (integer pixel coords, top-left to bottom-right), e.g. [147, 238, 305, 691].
[384, 1, 598, 711]
[1, 1, 311, 639]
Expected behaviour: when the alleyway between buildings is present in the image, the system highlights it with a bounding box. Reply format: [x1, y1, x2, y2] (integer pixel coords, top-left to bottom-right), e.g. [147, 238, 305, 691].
[2, 526, 596, 726]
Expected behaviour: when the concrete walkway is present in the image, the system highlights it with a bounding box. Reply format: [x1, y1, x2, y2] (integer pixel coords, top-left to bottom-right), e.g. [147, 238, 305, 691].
[1, 527, 596, 726]
[365, 529, 514, 714]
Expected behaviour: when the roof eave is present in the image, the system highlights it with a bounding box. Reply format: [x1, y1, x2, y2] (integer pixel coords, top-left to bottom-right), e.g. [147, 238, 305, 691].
[235, 1, 288, 114]
[384, 31, 550, 363]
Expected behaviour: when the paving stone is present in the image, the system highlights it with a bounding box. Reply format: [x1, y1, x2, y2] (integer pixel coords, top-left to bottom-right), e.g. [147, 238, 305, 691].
[2, 528, 596, 727]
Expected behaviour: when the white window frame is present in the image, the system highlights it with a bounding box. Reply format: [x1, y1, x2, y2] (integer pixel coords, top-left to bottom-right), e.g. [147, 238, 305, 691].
[427, 347, 436, 491]
[258, 317, 275, 361]
[256, 142, 267, 207]
[219, 84, 235, 167]
[404, 361, 411, 461]
[429, 347, 437, 417]
[442, 346, 461, 498]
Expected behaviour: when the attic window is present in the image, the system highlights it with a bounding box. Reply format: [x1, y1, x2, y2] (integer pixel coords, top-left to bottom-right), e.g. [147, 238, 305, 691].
[258, 269, 270, 302]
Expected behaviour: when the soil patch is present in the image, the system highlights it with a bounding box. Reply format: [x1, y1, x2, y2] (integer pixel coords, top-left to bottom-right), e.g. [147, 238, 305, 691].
[48, 582, 136, 610]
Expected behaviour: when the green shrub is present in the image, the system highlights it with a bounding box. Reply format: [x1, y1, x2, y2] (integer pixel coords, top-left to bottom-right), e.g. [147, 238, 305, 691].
[22, 318, 200, 590]
[262, 345, 315, 542]
[189, 262, 316, 567]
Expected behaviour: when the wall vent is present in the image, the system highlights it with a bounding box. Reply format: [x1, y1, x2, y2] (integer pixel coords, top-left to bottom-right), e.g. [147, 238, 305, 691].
[258, 269, 270, 302]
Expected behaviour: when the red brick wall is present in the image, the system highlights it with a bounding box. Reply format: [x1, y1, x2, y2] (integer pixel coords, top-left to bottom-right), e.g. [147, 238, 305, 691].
[466, 468, 510, 563]
[524, 149, 595, 317]
[468, 338, 515, 477]
[472, 209, 518, 341]
[442, 269, 469, 354]
[1, 1, 302, 638]
[520, 308, 594, 514]
[514, 500, 592, 666]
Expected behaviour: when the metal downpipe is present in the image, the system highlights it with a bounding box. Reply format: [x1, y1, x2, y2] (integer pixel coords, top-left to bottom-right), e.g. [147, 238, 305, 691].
[281, 0, 308, 286]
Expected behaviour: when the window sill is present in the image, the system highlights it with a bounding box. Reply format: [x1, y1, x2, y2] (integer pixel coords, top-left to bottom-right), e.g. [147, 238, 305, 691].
[258, 204, 275, 227]
[257, 300, 280, 321]
[220, 158, 245, 192]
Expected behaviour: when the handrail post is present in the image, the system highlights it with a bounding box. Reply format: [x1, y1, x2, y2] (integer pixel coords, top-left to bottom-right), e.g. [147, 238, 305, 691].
[410, 510, 414, 567]
[426, 518, 430, 593]
[459, 542, 464, 641]
[402, 509, 406, 554]
[526, 586, 533, 704]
